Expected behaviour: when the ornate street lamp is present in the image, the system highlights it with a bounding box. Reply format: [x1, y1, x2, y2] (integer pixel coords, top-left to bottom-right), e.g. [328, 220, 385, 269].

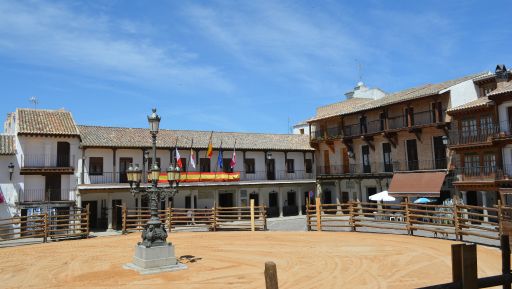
[127, 108, 181, 248]
[8, 162, 14, 181]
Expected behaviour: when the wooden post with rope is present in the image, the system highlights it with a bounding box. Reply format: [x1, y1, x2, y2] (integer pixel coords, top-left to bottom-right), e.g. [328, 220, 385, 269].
[85, 203, 91, 238]
[212, 201, 217, 232]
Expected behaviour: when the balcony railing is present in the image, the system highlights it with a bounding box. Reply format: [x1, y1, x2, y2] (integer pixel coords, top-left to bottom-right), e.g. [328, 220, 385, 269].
[312, 130, 324, 140]
[18, 188, 75, 203]
[326, 126, 342, 138]
[82, 170, 315, 185]
[343, 123, 359, 137]
[448, 127, 500, 146]
[316, 159, 448, 176]
[495, 120, 512, 139]
[22, 154, 75, 168]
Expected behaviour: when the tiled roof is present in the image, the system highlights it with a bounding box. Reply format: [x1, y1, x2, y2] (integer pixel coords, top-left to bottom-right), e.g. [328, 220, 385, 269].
[447, 97, 494, 114]
[472, 72, 494, 83]
[78, 125, 314, 151]
[487, 82, 512, 97]
[16, 108, 80, 136]
[309, 97, 373, 121]
[309, 72, 487, 122]
[0, 135, 15, 155]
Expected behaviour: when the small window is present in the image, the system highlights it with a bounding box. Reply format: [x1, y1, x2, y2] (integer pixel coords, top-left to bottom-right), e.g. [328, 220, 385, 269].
[286, 159, 295, 173]
[200, 158, 210, 172]
[244, 158, 255, 173]
[299, 128, 305, 134]
[305, 159, 313, 173]
[223, 158, 233, 173]
[89, 157, 103, 175]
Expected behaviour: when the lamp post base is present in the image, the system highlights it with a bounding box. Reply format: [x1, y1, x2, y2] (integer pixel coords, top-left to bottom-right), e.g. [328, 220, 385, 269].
[123, 244, 188, 275]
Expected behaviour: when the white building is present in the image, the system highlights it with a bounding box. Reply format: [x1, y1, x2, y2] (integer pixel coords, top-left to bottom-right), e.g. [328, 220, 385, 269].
[0, 108, 316, 231]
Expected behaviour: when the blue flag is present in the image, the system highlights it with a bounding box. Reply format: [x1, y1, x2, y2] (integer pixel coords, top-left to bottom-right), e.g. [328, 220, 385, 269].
[217, 143, 223, 169]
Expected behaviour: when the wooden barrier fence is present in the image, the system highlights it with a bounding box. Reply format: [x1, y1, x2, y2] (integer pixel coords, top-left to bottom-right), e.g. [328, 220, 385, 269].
[0, 205, 90, 243]
[306, 198, 503, 241]
[120, 202, 267, 233]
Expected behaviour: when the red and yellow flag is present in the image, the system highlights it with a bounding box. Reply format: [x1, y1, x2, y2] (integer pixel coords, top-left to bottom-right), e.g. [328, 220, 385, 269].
[206, 131, 213, 159]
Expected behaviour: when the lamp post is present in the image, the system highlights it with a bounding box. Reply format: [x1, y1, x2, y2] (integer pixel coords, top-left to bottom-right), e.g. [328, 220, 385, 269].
[8, 162, 14, 181]
[126, 108, 181, 248]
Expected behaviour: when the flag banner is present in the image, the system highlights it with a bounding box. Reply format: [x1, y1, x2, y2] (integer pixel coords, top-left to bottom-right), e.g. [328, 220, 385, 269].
[207, 131, 213, 159]
[175, 147, 183, 169]
[0, 188, 5, 204]
[190, 148, 196, 169]
[154, 172, 241, 183]
[230, 140, 237, 169]
[217, 142, 223, 169]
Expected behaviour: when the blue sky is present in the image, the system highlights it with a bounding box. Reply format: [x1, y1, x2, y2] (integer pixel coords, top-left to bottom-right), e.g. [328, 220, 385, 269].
[0, 1, 511, 133]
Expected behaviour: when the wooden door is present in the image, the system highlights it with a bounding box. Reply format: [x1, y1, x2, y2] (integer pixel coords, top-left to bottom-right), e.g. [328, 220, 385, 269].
[45, 174, 61, 201]
[362, 145, 371, 173]
[342, 148, 350, 173]
[119, 157, 133, 183]
[57, 142, 70, 167]
[323, 150, 330, 174]
[266, 159, 275, 180]
[112, 199, 123, 230]
[406, 139, 419, 170]
[82, 201, 98, 229]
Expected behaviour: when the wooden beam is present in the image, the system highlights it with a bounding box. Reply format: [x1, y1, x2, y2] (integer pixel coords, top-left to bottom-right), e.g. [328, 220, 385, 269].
[264, 261, 279, 289]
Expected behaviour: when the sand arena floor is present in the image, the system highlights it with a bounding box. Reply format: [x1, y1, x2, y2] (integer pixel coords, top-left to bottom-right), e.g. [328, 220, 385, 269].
[0, 231, 503, 289]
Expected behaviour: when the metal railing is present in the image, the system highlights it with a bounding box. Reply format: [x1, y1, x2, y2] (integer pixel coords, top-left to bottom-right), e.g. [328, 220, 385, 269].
[317, 159, 448, 175]
[342, 123, 359, 137]
[82, 170, 315, 185]
[495, 120, 512, 138]
[326, 126, 342, 138]
[311, 130, 324, 140]
[448, 126, 500, 146]
[22, 154, 75, 168]
[18, 188, 75, 203]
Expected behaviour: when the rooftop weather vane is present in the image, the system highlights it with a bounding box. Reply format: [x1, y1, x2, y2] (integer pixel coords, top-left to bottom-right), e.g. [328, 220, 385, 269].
[29, 96, 38, 109]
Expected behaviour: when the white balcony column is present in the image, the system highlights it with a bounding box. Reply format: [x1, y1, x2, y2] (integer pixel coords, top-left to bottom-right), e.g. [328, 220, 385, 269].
[335, 180, 342, 213]
[76, 191, 82, 208]
[461, 191, 468, 204]
[278, 187, 283, 217]
[481, 191, 489, 222]
[107, 194, 113, 231]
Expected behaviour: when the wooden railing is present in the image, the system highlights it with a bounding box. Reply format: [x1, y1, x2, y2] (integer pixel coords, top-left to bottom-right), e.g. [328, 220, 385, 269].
[120, 202, 267, 233]
[306, 198, 503, 241]
[0, 205, 89, 243]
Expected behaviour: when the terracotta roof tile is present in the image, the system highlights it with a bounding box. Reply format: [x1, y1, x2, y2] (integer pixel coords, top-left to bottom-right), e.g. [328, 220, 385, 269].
[0, 135, 15, 155]
[78, 125, 314, 151]
[309, 98, 373, 121]
[487, 82, 512, 97]
[16, 108, 80, 136]
[447, 97, 494, 113]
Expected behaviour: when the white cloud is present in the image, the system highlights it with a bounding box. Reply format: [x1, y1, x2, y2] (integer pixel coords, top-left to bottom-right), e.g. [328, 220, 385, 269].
[0, 0, 233, 92]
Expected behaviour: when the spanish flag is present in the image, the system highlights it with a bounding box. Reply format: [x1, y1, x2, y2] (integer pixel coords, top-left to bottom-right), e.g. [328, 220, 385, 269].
[206, 131, 213, 159]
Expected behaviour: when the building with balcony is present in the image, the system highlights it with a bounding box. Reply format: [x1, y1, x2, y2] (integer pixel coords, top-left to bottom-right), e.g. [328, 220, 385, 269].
[447, 64, 512, 207]
[0, 108, 315, 231]
[308, 72, 488, 203]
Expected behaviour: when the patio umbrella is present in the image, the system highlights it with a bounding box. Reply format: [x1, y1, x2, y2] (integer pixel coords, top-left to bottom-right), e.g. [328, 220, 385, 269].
[414, 197, 433, 204]
[369, 191, 396, 202]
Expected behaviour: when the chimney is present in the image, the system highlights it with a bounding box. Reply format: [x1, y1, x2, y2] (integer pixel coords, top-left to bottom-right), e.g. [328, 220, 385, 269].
[495, 64, 510, 88]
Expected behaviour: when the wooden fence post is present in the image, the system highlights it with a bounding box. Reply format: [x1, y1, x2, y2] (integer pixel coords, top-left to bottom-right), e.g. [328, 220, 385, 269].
[405, 199, 412, 235]
[250, 199, 255, 232]
[305, 197, 311, 231]
[453, 202, 461, 241]
[461, 244, 478, 289]
[451, 243, 463, 285]
[85, 203, 90, 238]
[121, 204, 127, 234]
[43, 213, 48, 243]
[264, 261, 279, 289]
[502, 234, 511, 289]
[263, 206, 268, 231]
[349, 201, 356, 232]
[498, 200, 504, 237]
[315, 197, 322, 231]
[212, 201, 217, 232]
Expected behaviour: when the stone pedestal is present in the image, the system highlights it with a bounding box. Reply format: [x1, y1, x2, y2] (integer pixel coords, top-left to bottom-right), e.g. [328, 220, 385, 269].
[123, 243, 187, 274]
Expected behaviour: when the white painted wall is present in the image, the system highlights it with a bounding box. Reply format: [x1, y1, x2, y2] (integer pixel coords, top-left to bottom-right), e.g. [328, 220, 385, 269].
[445, 79, 479, 109]
[0, 155, 18, 219]
[498, 100, 512, 132]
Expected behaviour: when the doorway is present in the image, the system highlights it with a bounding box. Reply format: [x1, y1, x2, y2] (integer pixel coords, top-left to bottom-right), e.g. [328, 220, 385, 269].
[45, 174, 61, 201]
[266, 159, 276, 180]
[82, 201, 98, 229]
[249, 193, 259, 206]
[322, 189, 332, 204]
[323, 150, 331, 174]
[367, 187, 377, 202]
[119, 157, 133, 183]
[219, 192, 234, 207]
[112, 199, 123, 230]
[342, 148, 350, 173]
[362, 145, 371, 173]
[433, 136, 447, 169]
[57, 142, 70, 167]
[406, 139, 419, 170]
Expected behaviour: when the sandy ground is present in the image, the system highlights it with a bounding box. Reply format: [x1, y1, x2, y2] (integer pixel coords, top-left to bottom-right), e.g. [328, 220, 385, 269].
[0, 231, 503, 289]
